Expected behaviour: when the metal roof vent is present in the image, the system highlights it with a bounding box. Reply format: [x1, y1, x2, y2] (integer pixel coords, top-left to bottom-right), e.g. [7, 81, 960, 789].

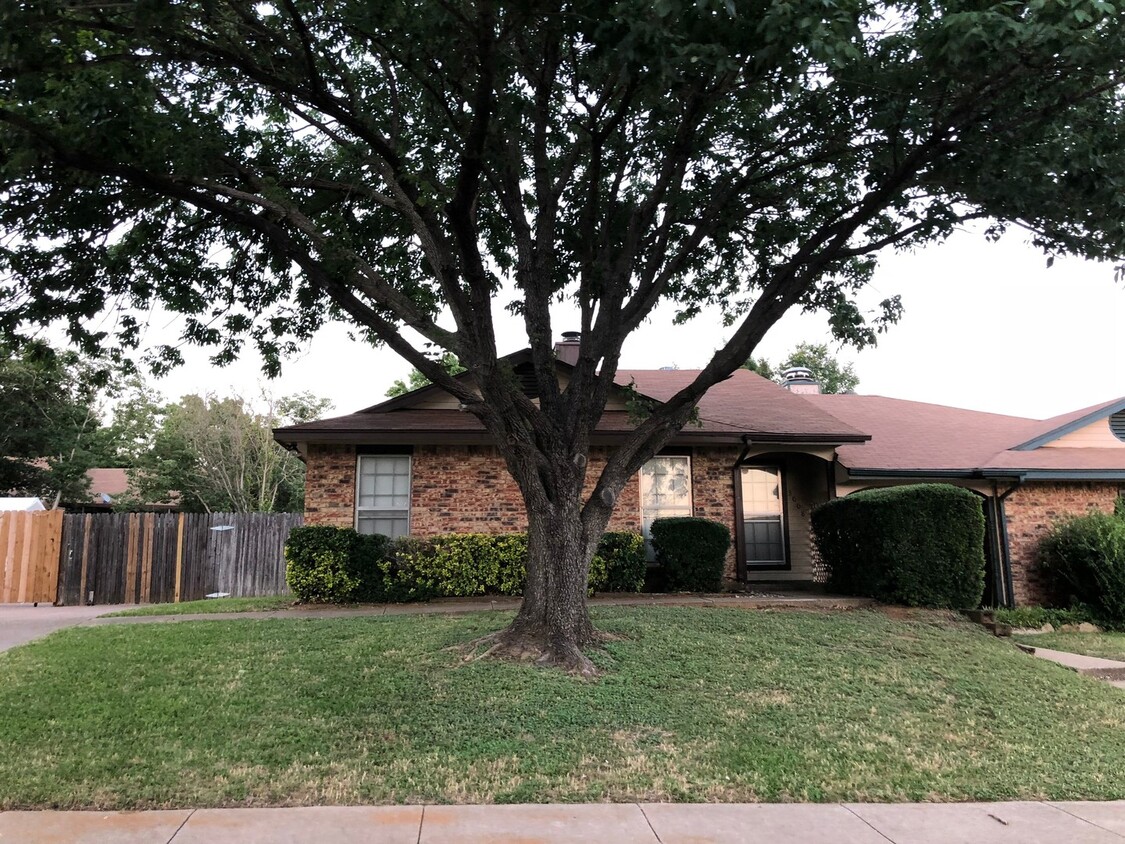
[1109, 410, 1125, 442]
[780, 366, 820, 394]
[554, 331, 581, 366]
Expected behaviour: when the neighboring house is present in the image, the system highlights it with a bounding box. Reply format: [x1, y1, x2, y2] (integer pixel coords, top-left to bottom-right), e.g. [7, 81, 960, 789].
[804, 393, 1125, 606]
[273, 335, 1125, 607]
[64, 468, 178, 512]
[84, 467, 131, 509]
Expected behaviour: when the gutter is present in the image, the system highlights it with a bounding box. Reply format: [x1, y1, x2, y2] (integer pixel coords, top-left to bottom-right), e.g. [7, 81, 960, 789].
[843, 468, 985, 480]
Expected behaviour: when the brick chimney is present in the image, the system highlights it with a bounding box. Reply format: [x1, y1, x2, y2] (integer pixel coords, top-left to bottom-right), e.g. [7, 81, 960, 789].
[780, 366, 820, 394]
[554, 331, 581, 365]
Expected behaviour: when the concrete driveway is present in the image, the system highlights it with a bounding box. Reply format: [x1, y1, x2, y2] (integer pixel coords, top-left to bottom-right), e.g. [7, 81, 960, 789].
[0, 604, 124, 653]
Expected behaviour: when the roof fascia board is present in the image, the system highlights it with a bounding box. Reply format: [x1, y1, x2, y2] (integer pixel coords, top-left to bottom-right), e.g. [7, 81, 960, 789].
[843, 468, 982, 479]
[985, 469, 1125, 481]
[1011, 397, 1125, 451]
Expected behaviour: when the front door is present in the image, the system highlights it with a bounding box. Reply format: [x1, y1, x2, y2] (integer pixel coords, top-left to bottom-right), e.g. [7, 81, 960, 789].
[739, 465, 787, 569]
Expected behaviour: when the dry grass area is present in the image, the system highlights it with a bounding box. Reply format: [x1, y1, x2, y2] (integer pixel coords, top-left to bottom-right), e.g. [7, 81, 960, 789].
[1, 607, 1124, 809]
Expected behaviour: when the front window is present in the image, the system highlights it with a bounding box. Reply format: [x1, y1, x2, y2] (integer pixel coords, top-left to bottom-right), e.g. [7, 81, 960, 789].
[640, 455, 693, 557]
[356, 455, 411, 538]
[741, 465, 786, 566]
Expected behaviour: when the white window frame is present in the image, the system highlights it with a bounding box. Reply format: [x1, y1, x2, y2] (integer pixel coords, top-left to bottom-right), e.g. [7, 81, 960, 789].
[354, 454, 412, 538]
[640, 454, 694, 559]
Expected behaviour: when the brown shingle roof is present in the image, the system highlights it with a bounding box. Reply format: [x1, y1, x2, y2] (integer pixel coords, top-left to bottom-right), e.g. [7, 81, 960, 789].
[275, 368, 868, 445]
[804, 393, 1125, 476]
[86, 467, 129, 498]
[620, 369, 868, 441]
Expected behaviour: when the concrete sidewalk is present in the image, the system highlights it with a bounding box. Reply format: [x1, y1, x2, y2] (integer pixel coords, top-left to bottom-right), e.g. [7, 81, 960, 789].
[1, 802, 1123, 843]
[0, 603, 112, 652]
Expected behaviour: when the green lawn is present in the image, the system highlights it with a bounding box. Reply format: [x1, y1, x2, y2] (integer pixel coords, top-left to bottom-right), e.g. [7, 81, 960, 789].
[2, 607, 1124, 809]
[102, 595, 295, 617]
[1015, 631, 1125, 663]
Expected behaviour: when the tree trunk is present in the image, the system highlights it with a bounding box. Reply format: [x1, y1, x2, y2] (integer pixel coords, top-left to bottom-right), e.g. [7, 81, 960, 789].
[486, 491, 608, 676]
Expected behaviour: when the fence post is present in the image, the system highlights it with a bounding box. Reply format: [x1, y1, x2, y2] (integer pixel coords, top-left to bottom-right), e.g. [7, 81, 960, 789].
[0, 513, 12, 603]
[43, 510, 61, 604]
[79, 513, 92, 605]
[174, 512, 185, 603]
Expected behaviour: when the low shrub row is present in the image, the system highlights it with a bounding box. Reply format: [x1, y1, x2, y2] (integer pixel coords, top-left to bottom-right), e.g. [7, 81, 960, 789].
[993, 605, 1097, 630]
[285, 526, 648, 604]
[811, 483, 986, 609]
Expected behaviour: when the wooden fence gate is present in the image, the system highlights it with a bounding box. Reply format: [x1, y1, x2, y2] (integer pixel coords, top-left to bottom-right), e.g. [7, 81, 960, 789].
[57, 512, 302, 606]
[0, 510, 64, 604]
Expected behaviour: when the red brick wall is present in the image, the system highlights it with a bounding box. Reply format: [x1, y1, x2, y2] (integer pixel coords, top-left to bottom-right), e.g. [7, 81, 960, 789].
[303, 444, 643, 536]
[303, 444, 357, 527]
[410, 445, 527, 534]
[688, 448, 741, 583]
[303, 443, 748, 584]
[1004, 481, 1118, 605]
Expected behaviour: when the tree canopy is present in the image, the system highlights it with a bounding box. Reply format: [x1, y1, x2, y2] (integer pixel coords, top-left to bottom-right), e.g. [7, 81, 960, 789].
[0, 340, 112, 504]
[386, 352, 466, 398]
[2, 1, 1124, 669]
[121, 390, 330, 513]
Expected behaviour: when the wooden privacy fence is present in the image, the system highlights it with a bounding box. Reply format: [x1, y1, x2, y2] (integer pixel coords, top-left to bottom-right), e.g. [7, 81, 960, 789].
[0, 510, 63, 604]
[57, 512, 303, 606]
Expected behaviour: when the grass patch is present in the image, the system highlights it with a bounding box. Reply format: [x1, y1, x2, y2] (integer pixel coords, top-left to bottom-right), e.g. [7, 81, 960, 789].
[1015, 631, 1125, 662]
[2, 607, 1124, 809]
[101, 595, 295, 617]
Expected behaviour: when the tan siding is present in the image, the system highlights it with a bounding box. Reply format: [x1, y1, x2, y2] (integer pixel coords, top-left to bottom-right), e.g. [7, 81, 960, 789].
[1042, 419, 1125, 449]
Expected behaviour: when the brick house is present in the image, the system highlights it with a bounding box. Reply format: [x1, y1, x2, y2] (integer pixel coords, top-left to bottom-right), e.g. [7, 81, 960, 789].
[274, 337, 1125, 607]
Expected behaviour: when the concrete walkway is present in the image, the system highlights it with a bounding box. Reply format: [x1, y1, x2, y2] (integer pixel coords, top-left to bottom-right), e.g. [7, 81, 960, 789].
[1022, 643, 1125, 684]
[1, 801, 1124, 843]
[0, 603, 115, 652]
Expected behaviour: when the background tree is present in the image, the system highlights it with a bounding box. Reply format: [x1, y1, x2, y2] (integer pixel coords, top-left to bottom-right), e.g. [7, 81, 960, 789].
[2, 2, 1124, 671]
[742, 357, 776, 382]
[386, 352, 466, 398]
[0, 340, 113, 505]
[743, 342, 859, 394]
[123, 390, 330, 513]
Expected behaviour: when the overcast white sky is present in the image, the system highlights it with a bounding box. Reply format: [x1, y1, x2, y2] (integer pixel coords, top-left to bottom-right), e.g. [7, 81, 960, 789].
[146, 223, 1124, 423]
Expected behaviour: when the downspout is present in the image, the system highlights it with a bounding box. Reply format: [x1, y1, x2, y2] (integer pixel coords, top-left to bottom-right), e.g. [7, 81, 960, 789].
[996, 479, 1022, 609]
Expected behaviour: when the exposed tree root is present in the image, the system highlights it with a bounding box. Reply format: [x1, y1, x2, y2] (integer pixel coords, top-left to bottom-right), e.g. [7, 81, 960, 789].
[450, 628, 607, 677]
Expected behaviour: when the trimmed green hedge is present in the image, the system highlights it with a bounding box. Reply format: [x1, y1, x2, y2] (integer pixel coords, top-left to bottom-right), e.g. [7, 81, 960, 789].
[811, 484, 985, 608]
[1040, 510, 1125, 629]
[650, 517, 731, 592]
[285, 527, 647, 603]
[285, 526, 389, 603]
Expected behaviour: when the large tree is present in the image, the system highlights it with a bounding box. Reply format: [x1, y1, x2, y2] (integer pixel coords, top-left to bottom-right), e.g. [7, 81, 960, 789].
[0, 340, 110, 505]
[122, 390, 330, 513]
[2, 2, 1123, 671]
